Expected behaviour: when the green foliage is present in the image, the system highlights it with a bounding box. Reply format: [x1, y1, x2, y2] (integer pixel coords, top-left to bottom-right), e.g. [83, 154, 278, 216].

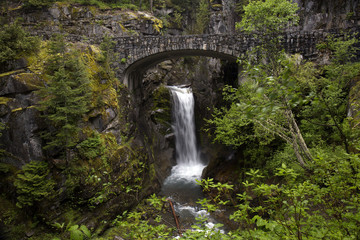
[110, 197, 175, 239]
[0, 22, 39, 64]
[318, 33, 359, 64]
[14, 161, 55, 208]
[37, 35, 91, 160]
[196, 178, 235, 210]
[77, 133, 106, 160]
[68, 224, 91, 240]
[62, 0, 139, 10]
[209, 26, 360, 170]
[22, 0, 55, 7]
[99, 35, 116, 79]
[173, 11, 183, 28]
[194, 0, 210, 34]
[232, 154, 360, 239]
[236, 0, 299, 35]
[235, 0, 250, 17]
[147, 193, 167, 211]
[51, 222, 91, 240]
[151, 85, 172, 129]
[0, 163, 11, 173]
[301, 34, 360, 153]
[236, 0, 299, 74]
[88, 180, 115, 207]
[209, 56, 314, 168]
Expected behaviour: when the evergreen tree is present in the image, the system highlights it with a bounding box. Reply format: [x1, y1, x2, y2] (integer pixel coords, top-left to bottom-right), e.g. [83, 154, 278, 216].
[0, 22, 39, 65]
[195, 0, 210, 34]
[37, 37, 91, 162]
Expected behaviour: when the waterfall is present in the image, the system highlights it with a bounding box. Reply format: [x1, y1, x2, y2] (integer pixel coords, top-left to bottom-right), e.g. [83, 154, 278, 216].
[170, 86, 201, 166]
[160, 86, 224, 231]
[161, 86, 206, 223]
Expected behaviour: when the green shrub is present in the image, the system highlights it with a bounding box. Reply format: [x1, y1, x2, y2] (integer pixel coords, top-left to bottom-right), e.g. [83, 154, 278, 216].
[77, 133, 105, 160]
[0, 22, 39, 64]
[14, 161, 55, 208]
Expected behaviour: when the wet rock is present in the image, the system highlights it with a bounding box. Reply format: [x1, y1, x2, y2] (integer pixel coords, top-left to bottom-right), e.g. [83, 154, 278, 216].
[0, 72, 43, 96]
[0, 104, 9, 117]
[0, 58, 27, 74]
[0, 106, 43, 167]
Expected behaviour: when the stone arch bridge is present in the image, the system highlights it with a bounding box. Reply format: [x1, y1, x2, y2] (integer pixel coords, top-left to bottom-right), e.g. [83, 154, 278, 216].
[112, 28, 358, 91]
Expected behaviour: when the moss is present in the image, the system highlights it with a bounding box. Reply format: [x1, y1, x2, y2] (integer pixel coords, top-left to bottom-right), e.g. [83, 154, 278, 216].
[0, 196, 29, 239]
[118, 23, 127, 32]
[349, 73, 360, 126]
[123, 11, 138, 21]
[80, 46, 119, 120]
[89, 45, 101, 56]
[0, 70, 24, 78]
[14, 73, 43, 89]
[11, 107, 23, 112]
[71, 6, 81, 18]
[0, 97, 10, 105]
[26, 41, 50, 78]
[55, 2, 70, 8]
[88, 5, 98, 15]
[148, 163, 156, 182]
[151, 85, 172, 130]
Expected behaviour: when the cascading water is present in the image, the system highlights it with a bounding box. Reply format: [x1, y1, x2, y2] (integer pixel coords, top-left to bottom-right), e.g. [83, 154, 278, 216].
[161, 86, 208, 225]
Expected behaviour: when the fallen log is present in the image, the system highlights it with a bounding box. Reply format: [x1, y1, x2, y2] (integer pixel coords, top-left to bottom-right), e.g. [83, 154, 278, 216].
[167, 198, 182, 237]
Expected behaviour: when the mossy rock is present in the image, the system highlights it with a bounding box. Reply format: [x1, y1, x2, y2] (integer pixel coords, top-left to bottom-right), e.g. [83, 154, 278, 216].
[0, 70, 24, 78]
[349, 73, 360, 125]
[0, 196, 28, 239]
[0, 97, 10, 105]
[13, 73, 43, 90]
[151, 85, 172, 131]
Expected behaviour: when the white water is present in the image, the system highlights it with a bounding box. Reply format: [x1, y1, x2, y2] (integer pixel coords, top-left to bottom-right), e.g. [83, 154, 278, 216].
[170, 86, 201, 166]
[161, 86, 206, 222]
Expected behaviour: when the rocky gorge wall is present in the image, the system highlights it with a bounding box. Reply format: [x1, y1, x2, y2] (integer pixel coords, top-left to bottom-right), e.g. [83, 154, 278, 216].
[294, 0, 360, 31]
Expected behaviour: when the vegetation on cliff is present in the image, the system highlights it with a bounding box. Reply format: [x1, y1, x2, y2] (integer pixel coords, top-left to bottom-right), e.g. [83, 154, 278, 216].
[0, 19, 155, 239]
[37, 34, 92, 162]
[0, 21, 39, 65]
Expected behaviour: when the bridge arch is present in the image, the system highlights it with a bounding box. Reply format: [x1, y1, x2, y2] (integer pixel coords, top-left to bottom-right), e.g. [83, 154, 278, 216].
[114, 34, 251, 91]
[124, 49, 239, 90]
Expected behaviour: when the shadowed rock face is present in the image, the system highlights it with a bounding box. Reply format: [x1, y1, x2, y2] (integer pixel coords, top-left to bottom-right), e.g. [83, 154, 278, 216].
[294, 0, 360, 31]
[0, 72, 44, 167]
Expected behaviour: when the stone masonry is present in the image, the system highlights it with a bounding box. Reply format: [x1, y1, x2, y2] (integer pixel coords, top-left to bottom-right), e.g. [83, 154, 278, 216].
[113, 27, 360, 91]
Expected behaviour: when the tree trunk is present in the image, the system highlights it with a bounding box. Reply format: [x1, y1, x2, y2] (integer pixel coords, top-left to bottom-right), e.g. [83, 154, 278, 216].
[285, 109, 313, 167]
[150, 0, 153, 12]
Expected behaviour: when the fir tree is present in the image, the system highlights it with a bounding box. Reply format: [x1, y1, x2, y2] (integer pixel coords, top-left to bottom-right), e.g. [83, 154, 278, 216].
[0, 21, 39, 65]
[37, 37, 91, 162]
